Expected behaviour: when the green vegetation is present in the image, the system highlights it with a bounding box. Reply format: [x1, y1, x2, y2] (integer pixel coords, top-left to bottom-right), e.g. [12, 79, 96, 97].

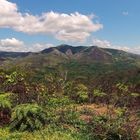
[0, 68, 139, 140]
[10, 104, 47, 131]
[0, 45, 139, 139]
[0, 93, 12, 110]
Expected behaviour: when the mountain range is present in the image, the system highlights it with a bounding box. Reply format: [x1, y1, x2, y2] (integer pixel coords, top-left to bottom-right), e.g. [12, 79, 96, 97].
[0, 44, 140, 65]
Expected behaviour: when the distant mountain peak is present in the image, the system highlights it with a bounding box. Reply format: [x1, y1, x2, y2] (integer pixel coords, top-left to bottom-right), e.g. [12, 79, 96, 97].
[0, 44, 139, 65]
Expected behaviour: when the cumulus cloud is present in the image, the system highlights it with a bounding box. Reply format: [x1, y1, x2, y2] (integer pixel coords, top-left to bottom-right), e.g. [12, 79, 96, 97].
[0, 38, 25, 51]
[0, 38, 24, 47]
[0, 38, 53, 52]
[92, 38, 140, 54]
[0, 0, 103, 42]
[92, 38, 111, 48]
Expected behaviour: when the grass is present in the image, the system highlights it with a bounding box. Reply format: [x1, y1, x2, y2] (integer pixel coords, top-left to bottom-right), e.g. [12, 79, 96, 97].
[0, 125, 90, 140]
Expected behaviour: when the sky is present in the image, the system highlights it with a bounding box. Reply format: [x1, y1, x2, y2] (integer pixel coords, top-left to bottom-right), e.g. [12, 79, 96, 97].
[0, 0, 140, 54]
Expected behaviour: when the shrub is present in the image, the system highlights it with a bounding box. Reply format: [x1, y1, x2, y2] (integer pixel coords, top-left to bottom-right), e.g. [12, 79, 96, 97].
[46, 96, 73, 108]
[65, 83, 88, 103]
[0, 93, 12, 125]
[10, 104, 47, 131]
[137, 127, 140, 140]
[92, 89, 107, 103]
[58, 107, 80, 125]
[0, 93, 12, 110]
[86, 114, 132, 140]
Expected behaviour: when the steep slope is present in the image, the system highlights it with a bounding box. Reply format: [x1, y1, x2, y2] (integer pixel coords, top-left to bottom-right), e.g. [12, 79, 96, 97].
[41, 45, 113, 63]
[56, 44, 86, 54]
[41, 44, 86, 57]
[41, 44, 139, 63]
[103, 48, 140, 60]
[74, 46, 113, 63]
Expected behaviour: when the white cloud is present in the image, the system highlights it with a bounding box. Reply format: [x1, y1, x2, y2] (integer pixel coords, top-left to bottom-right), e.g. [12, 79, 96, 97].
[0, 38, 53, 52]
[55, 30, 90, 42]
[0, 38, 25, 52]
[0, 0, 103, 42]
[29, 43, 54, 52]
[92, 38, 111, 48]
[92, 38, 140, 54]
[127, 46, 140, 54]
[0, 38, 24, 47]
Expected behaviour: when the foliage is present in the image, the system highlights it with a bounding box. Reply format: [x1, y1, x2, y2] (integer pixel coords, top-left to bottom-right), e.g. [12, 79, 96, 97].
[0, 93, 12, 125]
[0, 126, 90, 140]
[0, 93, 12, 110]
[10, 104, 47, 131]
[65, 83, 88, 103]
[57, 107, 80, 125]
[92, 89, 107, 103]
[115, 107, 127, 117]
[86, 114, 133, 140]
[46, 96, 74, 108]
[93, 89, 107, 97]
[0, 67, 139, 139]
[137, 127, 140, 140]
[130, 93, 140, 98]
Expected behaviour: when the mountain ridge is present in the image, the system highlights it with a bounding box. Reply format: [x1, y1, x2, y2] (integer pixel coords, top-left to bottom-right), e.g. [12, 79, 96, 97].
[0, 45, 139, 65]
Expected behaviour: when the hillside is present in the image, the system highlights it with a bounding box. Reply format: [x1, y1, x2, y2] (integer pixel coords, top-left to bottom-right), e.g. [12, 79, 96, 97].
[0, 44, 140, 65]
[0, 45, 140, 140]
[0, 44, 140, 93]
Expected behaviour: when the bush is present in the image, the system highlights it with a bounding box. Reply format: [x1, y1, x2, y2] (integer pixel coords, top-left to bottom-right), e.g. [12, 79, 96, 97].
[0, 93, 12, 108]
[46, 96, 73, 108]
[86, 114, 132, 140]
[137, 127, 140, 140]
[0, 93, 12, 125]
[57, 107, 81, 126]
[65, 83, 88, 103]
[10, 104, 47, 131]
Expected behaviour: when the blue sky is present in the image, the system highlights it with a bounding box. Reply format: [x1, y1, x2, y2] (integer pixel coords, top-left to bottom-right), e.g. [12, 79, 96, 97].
[0, 0, 140, 53]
